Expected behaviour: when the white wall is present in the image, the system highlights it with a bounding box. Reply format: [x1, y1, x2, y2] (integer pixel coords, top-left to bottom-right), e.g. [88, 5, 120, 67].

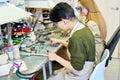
[95, 0, 120, 58]
[95, 0, 120, 42]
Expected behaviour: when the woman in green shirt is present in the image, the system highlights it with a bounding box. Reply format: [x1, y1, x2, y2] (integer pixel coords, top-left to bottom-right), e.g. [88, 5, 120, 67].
[48, 2, 95, 80]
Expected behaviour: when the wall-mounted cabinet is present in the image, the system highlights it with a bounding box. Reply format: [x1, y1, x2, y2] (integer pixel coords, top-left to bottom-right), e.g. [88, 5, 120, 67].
[24, 0, 50, 8]
[24, 0, 74, 8]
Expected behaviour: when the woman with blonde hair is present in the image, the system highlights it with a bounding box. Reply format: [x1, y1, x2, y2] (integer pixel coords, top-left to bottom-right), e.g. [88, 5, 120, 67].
[77, 0, 107, 64]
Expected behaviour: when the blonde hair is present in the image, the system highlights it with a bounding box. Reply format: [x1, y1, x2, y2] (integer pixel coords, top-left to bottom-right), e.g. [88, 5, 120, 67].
[78, 0, 107, 40]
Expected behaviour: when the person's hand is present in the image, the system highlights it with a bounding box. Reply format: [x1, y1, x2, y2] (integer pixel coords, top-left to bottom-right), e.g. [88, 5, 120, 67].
[50, 38, 60, 44]
[48, 52, 58, 61]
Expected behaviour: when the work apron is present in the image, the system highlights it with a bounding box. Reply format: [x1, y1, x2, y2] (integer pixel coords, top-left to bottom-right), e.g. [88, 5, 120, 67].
[48, 61, 94, 80]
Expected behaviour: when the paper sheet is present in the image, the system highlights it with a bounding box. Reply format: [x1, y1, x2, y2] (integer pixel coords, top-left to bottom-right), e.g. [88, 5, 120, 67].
[0, 60, 28, 77]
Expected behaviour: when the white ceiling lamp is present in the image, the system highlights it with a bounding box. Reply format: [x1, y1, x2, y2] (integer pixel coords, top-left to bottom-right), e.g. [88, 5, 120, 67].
[0, 2, 32, 25]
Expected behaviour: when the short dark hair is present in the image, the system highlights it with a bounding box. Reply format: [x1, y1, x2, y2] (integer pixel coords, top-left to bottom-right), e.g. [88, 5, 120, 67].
[50, 2, 76, 22]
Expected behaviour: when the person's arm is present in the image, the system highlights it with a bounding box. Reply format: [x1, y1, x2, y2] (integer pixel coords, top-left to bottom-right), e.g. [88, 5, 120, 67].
[48, 52, 77, 72]
[50, 38, 68, 47]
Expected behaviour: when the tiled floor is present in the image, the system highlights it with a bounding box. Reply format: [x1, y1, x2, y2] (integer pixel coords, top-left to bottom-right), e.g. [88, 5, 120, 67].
[105, 58, 120, 80]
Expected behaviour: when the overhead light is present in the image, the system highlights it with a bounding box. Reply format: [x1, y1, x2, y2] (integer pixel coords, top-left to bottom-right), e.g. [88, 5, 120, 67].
[0, 2, 32, 25]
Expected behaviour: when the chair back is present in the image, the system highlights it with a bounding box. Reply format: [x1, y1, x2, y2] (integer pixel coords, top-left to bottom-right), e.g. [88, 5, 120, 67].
[89, 49, 110, 80]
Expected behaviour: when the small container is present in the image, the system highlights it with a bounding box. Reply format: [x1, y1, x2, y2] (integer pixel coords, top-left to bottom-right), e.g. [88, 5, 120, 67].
[35, 46, 40, 54]
[0, 48, 8, 65]
[20, 44, 26, 51]
[0, 54, 8, 65]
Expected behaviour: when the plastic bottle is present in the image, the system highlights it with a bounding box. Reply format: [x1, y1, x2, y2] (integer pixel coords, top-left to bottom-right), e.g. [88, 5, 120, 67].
[13, 45, 20, 60]
[7, 39, 14, 52]
[7, 51, 14, 60]
[6, 40, 14, 60]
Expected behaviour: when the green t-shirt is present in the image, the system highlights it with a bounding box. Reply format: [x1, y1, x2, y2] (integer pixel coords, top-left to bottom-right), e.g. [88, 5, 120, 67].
[68, 27, 95, 71]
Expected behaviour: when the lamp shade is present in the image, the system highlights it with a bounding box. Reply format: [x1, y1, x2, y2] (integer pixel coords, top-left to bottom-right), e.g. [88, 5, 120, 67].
[0, 2, 32, 25]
